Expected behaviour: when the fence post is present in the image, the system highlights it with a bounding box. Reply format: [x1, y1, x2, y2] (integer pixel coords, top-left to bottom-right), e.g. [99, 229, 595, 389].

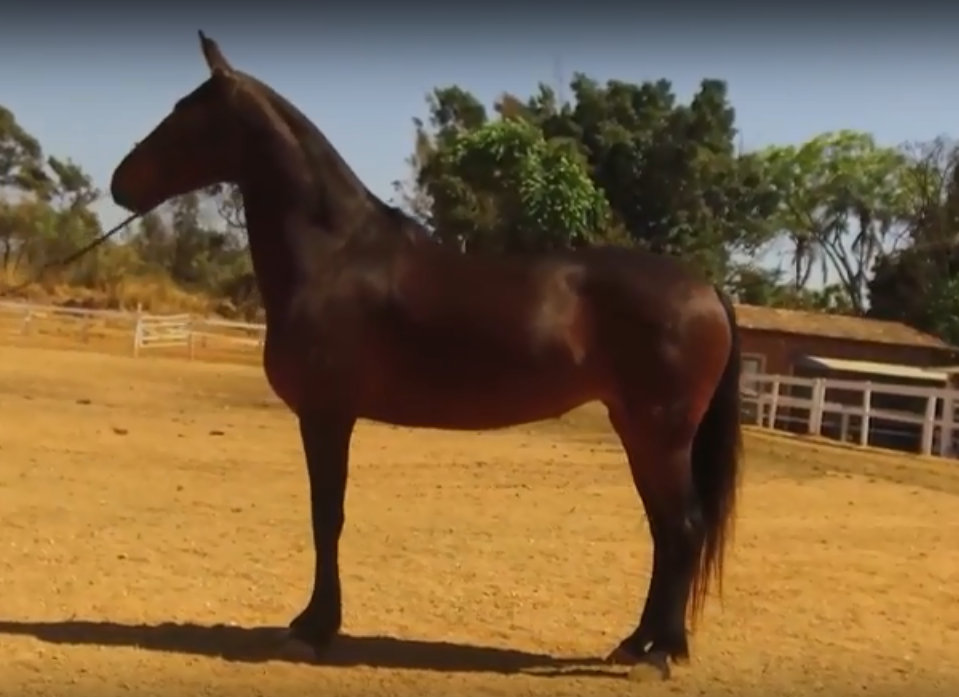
[79, 313, 91, 344]
[20, 305, 32, 335]
[859, 383, 872, 447]
[766, 378, 781, 429]
[921, 394, 938, 456]
[132, 304, 143, 358]
[941, 392, 955, 458]
[188, 318, 197, 360]
[808, 378, 826, 436]
[747, 375, 763, 426]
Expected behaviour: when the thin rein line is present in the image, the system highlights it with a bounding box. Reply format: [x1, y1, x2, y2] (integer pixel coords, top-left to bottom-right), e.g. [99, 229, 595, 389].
[0, 212, 141, 297]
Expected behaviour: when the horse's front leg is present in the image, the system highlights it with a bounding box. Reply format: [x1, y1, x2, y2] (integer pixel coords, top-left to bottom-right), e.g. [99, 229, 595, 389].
[287, 409, 356, 652]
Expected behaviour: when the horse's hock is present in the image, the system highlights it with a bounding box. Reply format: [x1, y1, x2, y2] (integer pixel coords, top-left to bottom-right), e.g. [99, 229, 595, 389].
[0, 342, 956, 697]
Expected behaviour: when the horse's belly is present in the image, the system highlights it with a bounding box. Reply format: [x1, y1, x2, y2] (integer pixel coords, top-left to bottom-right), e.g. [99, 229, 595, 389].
[359, 365, 601, 430]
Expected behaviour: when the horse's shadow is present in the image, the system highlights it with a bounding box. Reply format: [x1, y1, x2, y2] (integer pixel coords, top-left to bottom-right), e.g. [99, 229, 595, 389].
[0, 619, 616, 678]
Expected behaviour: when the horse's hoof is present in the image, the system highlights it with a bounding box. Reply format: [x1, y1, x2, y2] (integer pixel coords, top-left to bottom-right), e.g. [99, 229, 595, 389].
[264, 628, 321, 662]
[605, 645, 641, 665]
[278, 635, 321, 662]
[286, 615, 341, 659]
[626, 652, 671, 682]
[606, 645, 671, 681]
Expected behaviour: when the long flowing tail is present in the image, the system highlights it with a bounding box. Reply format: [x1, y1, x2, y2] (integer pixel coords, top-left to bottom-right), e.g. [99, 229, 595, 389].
[688, 287, 743, 626]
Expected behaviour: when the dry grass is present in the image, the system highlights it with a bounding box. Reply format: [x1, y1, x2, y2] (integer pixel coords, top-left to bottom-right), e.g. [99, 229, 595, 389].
[0, 340, 957, 697]
[0, 274, 216, 315]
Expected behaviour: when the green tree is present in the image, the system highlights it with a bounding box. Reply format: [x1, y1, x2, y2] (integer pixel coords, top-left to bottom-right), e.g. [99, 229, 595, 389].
[757, 130, 911, 313]
[0, 105, 105, 282]
[163, 192, 253, 300]
[528, 77, 780, 276]
[870, 245, 959, 343]
[404, 77, 780, 277]
[727, 263, 854, 313]
[205, 183, 246, 234]
[37, 157, 104, 273]
[923, 275, 959, 345]
[394, 86, 491, 227]
[168, 192, 208, 286]
[0, 197, 54, 273]
[867, 138, 959, 342]
[572, 78, 773, 267]
[0, 105, 49, 192]
[424, 119, 614, 253]
[128, 210, 173, 272]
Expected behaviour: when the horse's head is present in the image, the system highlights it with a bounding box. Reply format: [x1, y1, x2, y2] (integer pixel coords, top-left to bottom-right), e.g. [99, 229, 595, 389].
[111, 31, 247, 214]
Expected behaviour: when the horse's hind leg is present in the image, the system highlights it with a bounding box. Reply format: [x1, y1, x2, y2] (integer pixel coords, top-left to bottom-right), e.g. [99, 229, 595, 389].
[605, 402, 704, 679]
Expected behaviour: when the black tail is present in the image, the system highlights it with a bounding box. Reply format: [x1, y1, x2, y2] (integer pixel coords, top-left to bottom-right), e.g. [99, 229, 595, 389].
[688, 287, 743, 625]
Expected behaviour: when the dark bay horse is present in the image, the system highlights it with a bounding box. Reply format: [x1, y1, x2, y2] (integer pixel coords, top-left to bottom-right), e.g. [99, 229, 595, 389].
[109, 32, 743, 677]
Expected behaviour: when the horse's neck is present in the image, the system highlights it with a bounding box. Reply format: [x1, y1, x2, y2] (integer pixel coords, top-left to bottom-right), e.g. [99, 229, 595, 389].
[237, 165, 396, 322]
[239, 182, 332, 318]
[232, 118, 422, 319]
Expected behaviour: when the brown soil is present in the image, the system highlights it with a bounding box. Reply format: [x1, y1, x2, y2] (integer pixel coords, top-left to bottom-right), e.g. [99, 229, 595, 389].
[0, 344, 957, 697]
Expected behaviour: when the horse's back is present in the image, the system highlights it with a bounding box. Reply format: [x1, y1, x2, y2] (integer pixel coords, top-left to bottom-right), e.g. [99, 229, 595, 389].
[372, 244, 727, 400]
[388, 243, 722, 352]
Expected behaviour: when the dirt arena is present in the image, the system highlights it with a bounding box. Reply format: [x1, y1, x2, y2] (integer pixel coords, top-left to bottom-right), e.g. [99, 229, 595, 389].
[1, 342, 958, 697]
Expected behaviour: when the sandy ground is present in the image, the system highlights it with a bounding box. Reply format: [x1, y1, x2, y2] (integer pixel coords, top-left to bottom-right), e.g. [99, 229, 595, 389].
[1, 344, 958, 697]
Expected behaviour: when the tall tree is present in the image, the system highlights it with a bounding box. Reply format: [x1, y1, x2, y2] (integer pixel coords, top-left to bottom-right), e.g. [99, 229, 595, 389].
[162, 192, 252, 297]
[868, 138, 959, 342]
[394, 86, 491, 226]
[204, 183, 246, 236]
[527, 76, 780, 277]
[0, 105, 49, 193]
[0, 105, 104, 279]
[128, 210, 173, 271]
[727, 263, 854, 313]
[757, 130, 911, 314]
[404, 77, 779, 278]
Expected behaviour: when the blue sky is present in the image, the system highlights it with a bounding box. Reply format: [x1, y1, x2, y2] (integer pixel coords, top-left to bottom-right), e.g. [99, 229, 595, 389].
[2, 10, 958, 277]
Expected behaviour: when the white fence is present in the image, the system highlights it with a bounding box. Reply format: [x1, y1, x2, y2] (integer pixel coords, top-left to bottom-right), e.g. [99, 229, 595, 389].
[131, 313, 266, 358]
[0, 300, 265, 358]
[742, 373, 959, 458]
[132, 313, 193, 356]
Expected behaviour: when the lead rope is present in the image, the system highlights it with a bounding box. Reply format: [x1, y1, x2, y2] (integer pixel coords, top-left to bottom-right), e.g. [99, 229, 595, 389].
[0, 212, 140, 297]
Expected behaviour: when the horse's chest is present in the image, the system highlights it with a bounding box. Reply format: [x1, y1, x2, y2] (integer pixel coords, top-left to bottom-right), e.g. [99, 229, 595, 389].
[260, 316, 364, 413]
[261, 334, 304, 412]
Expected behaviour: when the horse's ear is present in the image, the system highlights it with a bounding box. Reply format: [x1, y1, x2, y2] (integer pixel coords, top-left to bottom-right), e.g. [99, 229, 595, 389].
[198, 30, 234, 76]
